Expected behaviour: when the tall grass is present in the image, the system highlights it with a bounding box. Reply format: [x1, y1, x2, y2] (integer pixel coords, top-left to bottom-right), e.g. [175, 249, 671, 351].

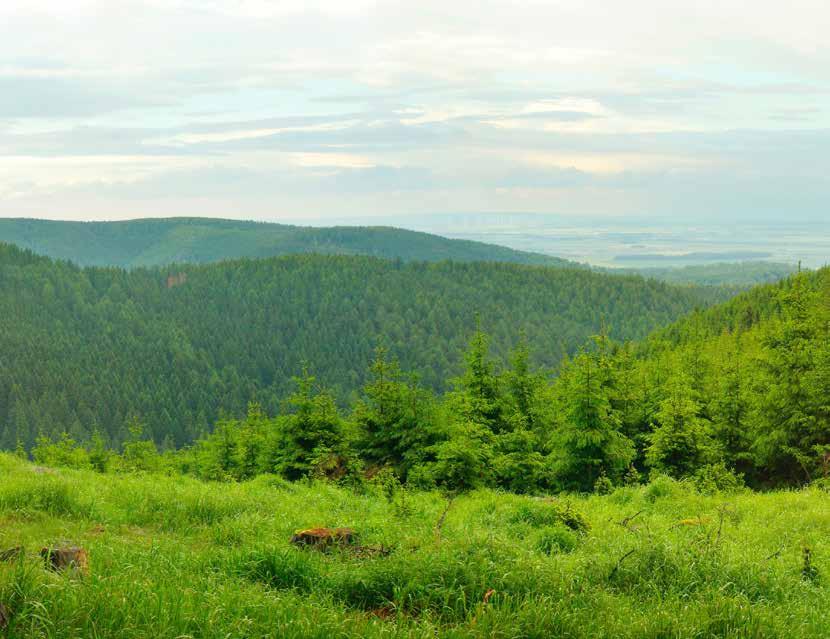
[0, 453, 827, 637]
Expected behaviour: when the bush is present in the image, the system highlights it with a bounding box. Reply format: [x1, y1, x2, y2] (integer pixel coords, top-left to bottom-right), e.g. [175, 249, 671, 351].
[534, 526, 578, 554]
[623, 464, 642, 486]
[248, 473, 294, 492]
[693, 462, 745, 495]
[31, 433, 90, 470]
[644, 473, 684, 502]
[593, 472, 614, 495]
[509, 500, 590, 534]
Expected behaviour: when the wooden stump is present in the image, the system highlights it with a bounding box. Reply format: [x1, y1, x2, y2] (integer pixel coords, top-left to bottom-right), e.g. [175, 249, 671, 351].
[40, 546, 89, 575]
[290, 527, 356, 550]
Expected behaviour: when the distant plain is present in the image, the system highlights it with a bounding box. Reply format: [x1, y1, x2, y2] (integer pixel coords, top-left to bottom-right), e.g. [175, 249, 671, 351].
[347, 214, 830, 269]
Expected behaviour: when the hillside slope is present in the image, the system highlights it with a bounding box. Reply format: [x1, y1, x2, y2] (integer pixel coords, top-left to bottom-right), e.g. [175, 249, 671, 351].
[611, 266, 830, 485]
[0, 217, 576, 268]
[0, 243, 722, 448]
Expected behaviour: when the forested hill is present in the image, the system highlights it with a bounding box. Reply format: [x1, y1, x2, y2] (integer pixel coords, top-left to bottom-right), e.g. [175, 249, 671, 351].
[618, 261, 797, 288]
[0, 242, 722, 449]
[0, 217, 575, 268]
[607, 266, 830, 486]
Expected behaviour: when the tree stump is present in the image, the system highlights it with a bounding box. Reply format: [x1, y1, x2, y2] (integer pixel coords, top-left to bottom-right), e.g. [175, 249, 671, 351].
[290, 527, 356, 550]
[40, 546, 89, 575]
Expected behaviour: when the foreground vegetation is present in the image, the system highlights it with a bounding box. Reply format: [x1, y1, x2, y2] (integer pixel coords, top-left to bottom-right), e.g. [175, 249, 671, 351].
[0, 453, 828, 638]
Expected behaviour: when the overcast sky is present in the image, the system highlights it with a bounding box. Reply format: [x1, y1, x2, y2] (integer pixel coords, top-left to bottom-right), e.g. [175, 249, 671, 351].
[0, 0, 828, 222]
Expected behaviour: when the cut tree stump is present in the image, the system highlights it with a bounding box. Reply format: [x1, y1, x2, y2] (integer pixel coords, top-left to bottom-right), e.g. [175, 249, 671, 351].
[0, 547, 23, 562]
[40, 546, 89, 575]
[290, 528, 357, 550]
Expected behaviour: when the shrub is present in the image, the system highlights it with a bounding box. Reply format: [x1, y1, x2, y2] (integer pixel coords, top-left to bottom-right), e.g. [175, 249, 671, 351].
[693, 462, 745, 495]
[623, 464, 642, 486]
[31, 433, 90, 470]
[248, 473, 294, 492]
[644, 473, 683, 502]
[593, 472, 614, 495]
[509, 500, 590, 534]
[534, 526, 578, 554]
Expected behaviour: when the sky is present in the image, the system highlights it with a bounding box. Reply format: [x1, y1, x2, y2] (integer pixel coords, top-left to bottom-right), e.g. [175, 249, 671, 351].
[0, 0, 828, 223]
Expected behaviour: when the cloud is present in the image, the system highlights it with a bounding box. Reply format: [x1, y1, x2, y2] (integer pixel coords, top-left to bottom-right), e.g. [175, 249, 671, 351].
[0, 0, 828, 221]
[0, 75, 153, 118]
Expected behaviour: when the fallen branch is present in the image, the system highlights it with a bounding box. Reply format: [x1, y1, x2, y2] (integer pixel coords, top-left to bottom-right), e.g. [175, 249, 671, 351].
[764, 544, 785, 561]
[434, 494, 457, 544]
[618, 510, 644, 531]
[608, 548, 636, 580]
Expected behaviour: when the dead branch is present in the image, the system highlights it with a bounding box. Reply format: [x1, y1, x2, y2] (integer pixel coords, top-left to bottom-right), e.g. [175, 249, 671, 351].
[434, 494, 456, 544]
[608, 548, 636, 580]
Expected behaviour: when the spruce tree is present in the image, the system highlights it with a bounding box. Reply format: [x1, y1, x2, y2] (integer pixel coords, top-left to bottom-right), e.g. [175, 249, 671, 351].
[552, 338, 634, 491]
[755, 272, 822, 482]
[646, 369, 719, 478]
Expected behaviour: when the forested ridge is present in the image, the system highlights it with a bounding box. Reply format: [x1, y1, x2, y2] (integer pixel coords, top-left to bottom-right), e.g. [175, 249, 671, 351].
[174, 264, 826, 491]
[0, 217, 575, 268]
[0, 242, 723, 451]
[0, 217, 798, 289]
[20, 252, 830, 491]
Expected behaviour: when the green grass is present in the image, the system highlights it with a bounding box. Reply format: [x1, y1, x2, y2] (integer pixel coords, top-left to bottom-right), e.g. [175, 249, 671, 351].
[0, 453, 828, 637]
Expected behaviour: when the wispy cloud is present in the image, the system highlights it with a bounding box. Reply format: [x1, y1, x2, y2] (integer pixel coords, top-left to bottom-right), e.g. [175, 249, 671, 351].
[0, 0, 828, 220]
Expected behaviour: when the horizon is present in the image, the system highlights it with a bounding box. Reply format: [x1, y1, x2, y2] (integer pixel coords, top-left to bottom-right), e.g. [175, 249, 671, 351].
[3, 213, 828, 268]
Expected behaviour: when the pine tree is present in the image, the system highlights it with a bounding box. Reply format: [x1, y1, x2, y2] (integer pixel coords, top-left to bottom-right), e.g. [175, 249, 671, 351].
[448, 324, 503, 433]
[755, 272, 822, 482]
[646, 369, 719, 478]
[236, 402, 267, 481]
[710, 333, 754, 474]
[275, 369, 347, 481]
[552, 339, 634, 491]
[354, 347, 437, 478]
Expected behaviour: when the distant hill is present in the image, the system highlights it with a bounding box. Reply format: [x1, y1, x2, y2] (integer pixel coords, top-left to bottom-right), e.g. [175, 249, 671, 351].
[618, 261, 797, 288]
[0, 243, 725, 448]
[0, 217, 576, 268]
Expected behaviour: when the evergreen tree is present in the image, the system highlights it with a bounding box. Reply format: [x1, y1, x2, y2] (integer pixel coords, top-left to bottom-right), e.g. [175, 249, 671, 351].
[273, 370, 348, 481]
[447, 325, 503, 433]
[492, 336, 555, 491]
[755, 272, 823, 482]
[552, 339, 634, 491]
[646, 370, 719, 478]
[709, 333, 754, 474]
[353, 347, 437, 479]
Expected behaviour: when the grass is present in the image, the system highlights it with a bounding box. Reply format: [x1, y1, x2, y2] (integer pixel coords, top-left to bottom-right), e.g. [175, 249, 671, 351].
[0, 453, 828, 637]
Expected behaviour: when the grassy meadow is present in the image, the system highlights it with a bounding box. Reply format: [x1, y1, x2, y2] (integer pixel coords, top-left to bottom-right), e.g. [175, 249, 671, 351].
[0, 453, 828, 638]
